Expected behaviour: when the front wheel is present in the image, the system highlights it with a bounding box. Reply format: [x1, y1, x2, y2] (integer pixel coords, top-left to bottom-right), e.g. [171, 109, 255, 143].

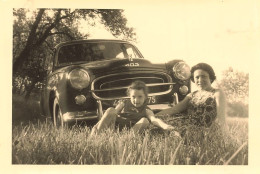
[53, 98, 67, 128]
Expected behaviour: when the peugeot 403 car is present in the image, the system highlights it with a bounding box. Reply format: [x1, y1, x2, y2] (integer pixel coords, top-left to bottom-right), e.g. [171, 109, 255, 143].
[40, 39, 191, 127]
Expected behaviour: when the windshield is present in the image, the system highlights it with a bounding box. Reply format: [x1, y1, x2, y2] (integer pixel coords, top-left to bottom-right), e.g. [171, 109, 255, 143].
[57, 42, 142, 65]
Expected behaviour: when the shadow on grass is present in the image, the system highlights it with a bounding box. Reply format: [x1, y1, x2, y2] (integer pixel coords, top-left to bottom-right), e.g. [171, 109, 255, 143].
[12, 93, 45, 126]
[12, 93, 98, 128]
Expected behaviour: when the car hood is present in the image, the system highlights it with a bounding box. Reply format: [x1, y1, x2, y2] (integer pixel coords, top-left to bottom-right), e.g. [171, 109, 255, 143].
[77, 58, 166, 74]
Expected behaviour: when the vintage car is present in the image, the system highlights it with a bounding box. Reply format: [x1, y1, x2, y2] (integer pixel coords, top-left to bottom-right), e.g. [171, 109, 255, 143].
[40, 39, 191, 127]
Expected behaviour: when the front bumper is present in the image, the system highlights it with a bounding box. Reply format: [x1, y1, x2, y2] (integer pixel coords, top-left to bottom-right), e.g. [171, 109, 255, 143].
[62, 103, 173, 123]
[148, 103, 173, 114]
[62, 111, 98, 123]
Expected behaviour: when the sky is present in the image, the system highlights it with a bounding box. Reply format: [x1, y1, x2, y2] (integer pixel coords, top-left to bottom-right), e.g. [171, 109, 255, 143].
[86, 0, 259, 80]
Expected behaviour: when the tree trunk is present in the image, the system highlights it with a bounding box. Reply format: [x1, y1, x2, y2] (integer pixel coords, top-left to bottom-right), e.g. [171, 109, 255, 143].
[13, 9, 45, 73]
[24, 80, 37, 100]
[13, 47, 32, 73]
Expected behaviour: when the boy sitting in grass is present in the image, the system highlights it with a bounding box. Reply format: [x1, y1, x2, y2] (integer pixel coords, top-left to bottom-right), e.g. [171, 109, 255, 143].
[90, 80, 179, 136]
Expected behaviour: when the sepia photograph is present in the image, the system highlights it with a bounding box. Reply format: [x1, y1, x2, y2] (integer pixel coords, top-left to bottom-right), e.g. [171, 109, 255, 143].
[1, 0, 259, 173]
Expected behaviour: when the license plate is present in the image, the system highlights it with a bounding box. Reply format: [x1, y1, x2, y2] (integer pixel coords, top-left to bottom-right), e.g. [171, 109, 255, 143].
[147, 96, 157, 104]
[109, 96, 157, 107]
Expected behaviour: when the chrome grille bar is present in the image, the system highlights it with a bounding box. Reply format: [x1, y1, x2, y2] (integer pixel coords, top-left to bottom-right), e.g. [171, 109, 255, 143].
[91, 72, 173, 101]
[91, 82, 176, 92]
[100, 77, 165, 89]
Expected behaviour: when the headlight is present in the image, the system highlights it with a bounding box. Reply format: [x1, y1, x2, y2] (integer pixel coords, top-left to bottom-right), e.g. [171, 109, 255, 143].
[68, 69, 90, 90]
[172, 62, 191, 80]
[75, 95, 86, 105]
[179, 85, 189, 95]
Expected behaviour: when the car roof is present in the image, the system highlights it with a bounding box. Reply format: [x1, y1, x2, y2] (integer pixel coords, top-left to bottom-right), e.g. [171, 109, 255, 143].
[54, 39, 132, 49]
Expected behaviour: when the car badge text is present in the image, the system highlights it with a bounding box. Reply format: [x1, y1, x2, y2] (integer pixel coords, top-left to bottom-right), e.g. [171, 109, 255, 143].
[125, 62, 140, 67]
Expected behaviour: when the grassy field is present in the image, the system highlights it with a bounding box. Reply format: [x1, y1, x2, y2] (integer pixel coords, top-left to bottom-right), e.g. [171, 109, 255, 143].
[12, 95, 248, 165]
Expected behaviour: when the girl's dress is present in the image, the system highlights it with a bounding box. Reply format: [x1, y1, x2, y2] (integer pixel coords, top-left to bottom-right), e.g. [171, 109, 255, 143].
[168, 89, 221, 142]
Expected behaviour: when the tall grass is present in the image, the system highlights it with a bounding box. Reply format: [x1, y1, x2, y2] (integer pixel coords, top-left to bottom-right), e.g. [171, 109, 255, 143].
[12, 118, 248, 165]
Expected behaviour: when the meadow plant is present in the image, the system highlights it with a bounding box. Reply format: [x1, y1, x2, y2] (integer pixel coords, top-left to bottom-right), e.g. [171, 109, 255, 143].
[12, 118, 248, 165]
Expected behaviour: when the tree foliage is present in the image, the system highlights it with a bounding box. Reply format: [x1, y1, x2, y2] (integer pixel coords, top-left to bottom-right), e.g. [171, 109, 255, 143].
[219, 67, 249, 117]
[13, 8, 136, 99]
[220, 67, 249, 104]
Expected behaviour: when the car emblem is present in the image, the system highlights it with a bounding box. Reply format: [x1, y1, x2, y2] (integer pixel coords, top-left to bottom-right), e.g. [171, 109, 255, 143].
[125, 62, 140, 67]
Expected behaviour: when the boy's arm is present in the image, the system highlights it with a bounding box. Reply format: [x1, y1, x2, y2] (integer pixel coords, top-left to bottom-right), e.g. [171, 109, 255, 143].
[114, 100, 125, 114]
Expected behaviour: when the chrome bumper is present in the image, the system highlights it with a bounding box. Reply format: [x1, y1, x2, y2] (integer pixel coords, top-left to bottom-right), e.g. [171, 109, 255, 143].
[62, 111, 98, 122]
[62, 104, 173, 122]
[148, 103, 173, 110]
[148, 103, 173, 114]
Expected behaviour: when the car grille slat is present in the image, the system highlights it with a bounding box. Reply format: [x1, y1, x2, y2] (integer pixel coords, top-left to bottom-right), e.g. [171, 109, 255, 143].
[91, 72, 173, 100]
[100, 77, 164, 89]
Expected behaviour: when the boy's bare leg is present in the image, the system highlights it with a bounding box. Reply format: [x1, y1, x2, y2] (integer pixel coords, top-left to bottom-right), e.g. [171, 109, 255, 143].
[90, 107, 117, 136]
[132, 117, 150, 134]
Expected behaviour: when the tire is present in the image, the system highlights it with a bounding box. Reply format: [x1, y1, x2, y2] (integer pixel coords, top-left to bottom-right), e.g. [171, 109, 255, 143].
[53, 98, 67, 128]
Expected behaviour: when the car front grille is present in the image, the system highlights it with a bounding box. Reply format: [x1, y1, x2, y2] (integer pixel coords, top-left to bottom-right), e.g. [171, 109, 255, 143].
[91, 71, 174, 100]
